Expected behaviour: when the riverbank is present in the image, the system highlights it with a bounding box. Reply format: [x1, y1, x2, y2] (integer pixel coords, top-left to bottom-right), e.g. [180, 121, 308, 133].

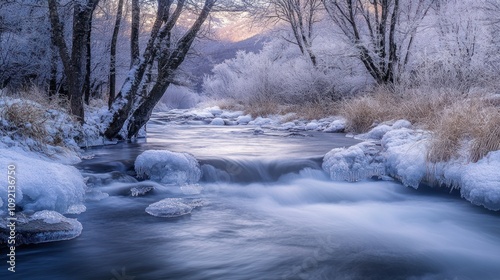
[1, 92, 499, 245]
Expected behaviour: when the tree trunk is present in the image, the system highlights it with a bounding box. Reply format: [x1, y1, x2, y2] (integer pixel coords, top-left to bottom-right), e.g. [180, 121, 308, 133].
[130, 0, 140, 67]
[84, 10, 94, 105]
[48, 0, 99, 123]
[109, 0, 125, 109]
[125, 0, 215, 139]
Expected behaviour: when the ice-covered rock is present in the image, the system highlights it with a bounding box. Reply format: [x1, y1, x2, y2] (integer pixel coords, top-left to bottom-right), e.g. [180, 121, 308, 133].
[135, 150, 201, 184]
[459, 151, 500, 210]
[305, 121, 319, 131]
[249, 117, 273, 126]
[323, 142, 385, 182]
[0, 149, 86, 214]
[381, 128, 430, 188]
[210, 118, 225, 125]
[130, 185, 155, 197]
[392, 119, 412, 129]
[220, 111, 244, 119]
[206, 106, 223, 116]
[145, 197, 204, 218]
[0, 211, 82, 245]
[358, 124, 392, 140]
[323, 119, 346, 133]
[279, 122, 296, 130]
[236, 114, 253, 125]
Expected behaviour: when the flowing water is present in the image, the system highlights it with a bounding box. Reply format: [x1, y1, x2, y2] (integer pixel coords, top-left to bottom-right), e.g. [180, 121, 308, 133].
[2, 115, 500, 280]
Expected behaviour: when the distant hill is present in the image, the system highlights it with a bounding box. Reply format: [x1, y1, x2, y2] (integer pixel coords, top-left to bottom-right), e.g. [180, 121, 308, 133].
[181, 34, 267, 92]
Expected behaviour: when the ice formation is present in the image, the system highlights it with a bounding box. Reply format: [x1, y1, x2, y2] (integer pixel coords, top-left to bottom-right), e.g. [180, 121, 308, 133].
[323, 119, 346, 133]
[210, 118, 225, 125]
[381, 128, 430, 188]
[322, 142, 385, 182]
[0, 210, 82, 245]
[145, 197, 204, 218]
[135, 150, 202, 184]
[323, 121, 500, 211]
[0, 149, 86, 214]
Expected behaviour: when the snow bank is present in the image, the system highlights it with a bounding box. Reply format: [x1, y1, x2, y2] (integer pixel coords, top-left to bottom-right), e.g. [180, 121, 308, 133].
[382, 128, 430, 188]
[145, 197, 204, 218]
[135, 150, 202, 185]
[0, 149, 86, 214]
[322, 142, 385, 182]
[323, 121, 500, 211]
[459, 151, 500, 210]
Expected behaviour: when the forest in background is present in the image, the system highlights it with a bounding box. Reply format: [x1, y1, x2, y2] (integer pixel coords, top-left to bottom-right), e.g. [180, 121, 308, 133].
[0, 0, 499, 161]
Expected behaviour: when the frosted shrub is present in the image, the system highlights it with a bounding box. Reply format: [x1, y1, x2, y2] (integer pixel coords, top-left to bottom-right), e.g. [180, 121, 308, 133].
[203, 37, 367, 116]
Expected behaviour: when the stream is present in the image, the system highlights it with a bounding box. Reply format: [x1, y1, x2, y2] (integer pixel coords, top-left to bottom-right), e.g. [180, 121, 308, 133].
[2, 113, 500, 280]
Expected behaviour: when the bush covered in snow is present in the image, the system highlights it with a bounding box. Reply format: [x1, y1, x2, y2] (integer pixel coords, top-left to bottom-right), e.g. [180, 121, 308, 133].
[203, 38, 367, 111]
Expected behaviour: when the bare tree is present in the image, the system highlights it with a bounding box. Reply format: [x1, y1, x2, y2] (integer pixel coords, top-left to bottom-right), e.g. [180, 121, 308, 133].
[48, 0, 99, 122]
[252, 0, 323, 66]
[322, 0, 434, 84]
[104, 0, 218, 139]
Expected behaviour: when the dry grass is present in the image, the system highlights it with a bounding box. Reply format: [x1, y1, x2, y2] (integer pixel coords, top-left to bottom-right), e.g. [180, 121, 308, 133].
[2, 102, 49, 144]
[338, 85, 499, 162]
[0, 86, 76, 149]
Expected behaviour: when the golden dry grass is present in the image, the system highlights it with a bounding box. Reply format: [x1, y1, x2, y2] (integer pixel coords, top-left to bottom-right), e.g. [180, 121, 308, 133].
[338, 86, 499, 162]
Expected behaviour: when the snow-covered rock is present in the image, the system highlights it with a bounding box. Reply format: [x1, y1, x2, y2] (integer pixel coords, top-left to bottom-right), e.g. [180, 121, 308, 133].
[236, 114, 253, 125]
[206, 106, 223, 116]
[249, 117, 273, 126]
[357, 120, 413, 140]
[0, 149, 86, 214]
[0, 211, 82, 245]
[145, 197, 204, 218]
[279, 122, 297, 130]
[305, 121, 320, 131]
[135, 150, 201, 185]
[323, 119, 346, 133]
[220, 111, 244, 119]
[210, 118, 225, 125]
[322, 142, 385, 182]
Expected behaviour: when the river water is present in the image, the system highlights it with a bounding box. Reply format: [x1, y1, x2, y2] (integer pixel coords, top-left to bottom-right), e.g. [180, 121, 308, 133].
[3, 114, 500, 280]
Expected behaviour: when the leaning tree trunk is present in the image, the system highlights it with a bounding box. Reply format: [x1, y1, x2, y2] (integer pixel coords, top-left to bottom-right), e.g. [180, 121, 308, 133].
[125, 0, 215, 139]
[103, 2, 171, 139]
